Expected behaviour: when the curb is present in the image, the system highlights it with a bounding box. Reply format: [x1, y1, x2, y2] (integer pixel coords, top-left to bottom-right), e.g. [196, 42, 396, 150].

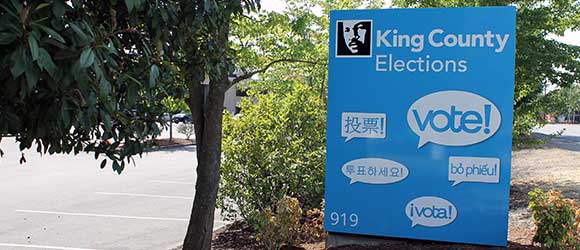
[145, 141, 196, 153]
[167, 222, 231, 250]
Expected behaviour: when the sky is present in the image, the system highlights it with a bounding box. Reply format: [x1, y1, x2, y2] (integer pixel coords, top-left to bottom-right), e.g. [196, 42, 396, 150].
[261, 0, 580, 46]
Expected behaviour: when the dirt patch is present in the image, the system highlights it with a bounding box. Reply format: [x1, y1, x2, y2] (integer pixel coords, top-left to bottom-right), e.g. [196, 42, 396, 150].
[511, 146, 580, 200]
[200, 147, 578, 249]
[211, 221, 264, 250]
[151, 138, 194, 148]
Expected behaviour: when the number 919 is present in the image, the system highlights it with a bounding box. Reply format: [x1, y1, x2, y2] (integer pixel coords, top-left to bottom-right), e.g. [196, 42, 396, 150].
[329, 212, 358, 227]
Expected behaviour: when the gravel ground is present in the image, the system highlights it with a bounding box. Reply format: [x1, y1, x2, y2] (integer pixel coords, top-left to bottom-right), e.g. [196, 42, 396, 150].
[507, 144, 580, 247]
[511, 145, 580, 203]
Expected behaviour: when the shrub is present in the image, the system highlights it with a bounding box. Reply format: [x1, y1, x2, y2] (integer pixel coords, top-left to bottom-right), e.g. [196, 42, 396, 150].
[219, 83, 326, 228]
[257, 198, 326, 250]
[299, 199, 326, 243]
[528, 188, 580, 249]
[257, 196, 303, 250]
[176, 123, 194, 140]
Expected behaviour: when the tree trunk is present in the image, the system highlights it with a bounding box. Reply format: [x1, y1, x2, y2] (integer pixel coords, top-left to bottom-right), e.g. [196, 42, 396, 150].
[181, 5, 234, 249]
[169, 118, 173, 142]
[183, 76, 227, 250]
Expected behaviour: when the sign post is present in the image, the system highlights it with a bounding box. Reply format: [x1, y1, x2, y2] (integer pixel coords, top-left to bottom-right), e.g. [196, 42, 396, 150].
[325, 7, 516, 246]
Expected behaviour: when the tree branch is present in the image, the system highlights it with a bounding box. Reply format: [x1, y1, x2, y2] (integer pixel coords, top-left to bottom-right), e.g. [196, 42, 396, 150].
[231, 59, 321, 84]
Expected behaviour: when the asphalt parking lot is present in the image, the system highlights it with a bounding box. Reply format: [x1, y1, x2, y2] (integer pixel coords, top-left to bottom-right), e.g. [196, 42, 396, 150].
[0, 132, 223, 250]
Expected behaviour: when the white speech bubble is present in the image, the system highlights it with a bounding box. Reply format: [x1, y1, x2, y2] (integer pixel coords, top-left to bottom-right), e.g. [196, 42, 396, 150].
[449, 156, 500, 187]
[406, 196, 457, 228]
[341, 112, 386, 142]
[342, 158, 408, 184]
[407, 91, 501, 148]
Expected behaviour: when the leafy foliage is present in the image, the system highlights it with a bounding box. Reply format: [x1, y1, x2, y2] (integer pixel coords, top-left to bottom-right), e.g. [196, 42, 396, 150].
[0, 0, 181, 172]
[231, 0, 383, 97]
[544, 84, 580, 117]
[528, 189, 580, 249]
[0, 0, 265, 249]
[219, 84, 326, 226]
[161, 96, 188, 115]
[393, 0, 580, 139]
[177, 123, 194, 140]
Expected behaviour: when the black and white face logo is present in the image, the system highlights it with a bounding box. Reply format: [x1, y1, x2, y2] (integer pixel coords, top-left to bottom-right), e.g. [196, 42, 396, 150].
[336, 20, 372, 57]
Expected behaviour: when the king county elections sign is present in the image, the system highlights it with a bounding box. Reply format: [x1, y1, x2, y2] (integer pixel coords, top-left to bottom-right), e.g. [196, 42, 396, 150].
[324, 7, 516, 246]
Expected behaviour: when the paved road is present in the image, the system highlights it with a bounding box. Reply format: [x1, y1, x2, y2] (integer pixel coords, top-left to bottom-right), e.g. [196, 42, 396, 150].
[534, 123, 580, 137]
[534, 124, 580, 151]
[0, 134, 223, 250]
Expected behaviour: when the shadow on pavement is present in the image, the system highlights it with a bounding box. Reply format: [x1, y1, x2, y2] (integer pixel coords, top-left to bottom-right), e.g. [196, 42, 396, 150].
[531, 132, 580, 152]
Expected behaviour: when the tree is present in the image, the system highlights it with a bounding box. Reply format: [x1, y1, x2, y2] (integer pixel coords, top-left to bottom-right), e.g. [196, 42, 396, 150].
[544, 84, 580, 121]
[392, 0, 580, 139]
[0, 0, 239, 249]
[0, 0, 180, 170]
[161, 96, 187, 141]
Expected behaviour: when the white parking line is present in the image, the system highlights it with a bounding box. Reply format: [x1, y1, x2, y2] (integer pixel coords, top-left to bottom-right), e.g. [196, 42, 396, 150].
[0, 243, 105, 250]
[150, 180, 195, 185]
[94, 192, 192, 200]
[14, 210, 229, 226]
[15, 210, 189, 222]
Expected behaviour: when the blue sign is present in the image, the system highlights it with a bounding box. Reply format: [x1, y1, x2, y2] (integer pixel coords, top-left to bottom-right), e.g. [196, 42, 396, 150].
[325, 7, 516, 246]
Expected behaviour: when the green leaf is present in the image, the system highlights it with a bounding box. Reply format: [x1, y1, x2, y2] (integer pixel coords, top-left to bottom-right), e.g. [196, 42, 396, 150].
[9, 0, 21, 13]
[10, 64, 25, 78]
[0, 3, 19, 21]
[149, 64, 159, 88]
[79, 47, 95, 68]
[32, 23, 65, 44]
[10, 49, 26, 78]
[28, 35, 39, 61]
[99, 78, 111, 97]
[80, 20, 95, 37]
[25, 67, 38, 91]
[113, 160, 124, 174]
[0, 32, 17, 45]
[70, 23, 89, 42]
[71, 0, 80, 8]
[126, 75, 142, 86]
[107, 39, 118, 55]
[62, 101, 70, 127]
[127, 82, 139, 105]
[34, 3, 51, 12]
[134, 0, 144, 10]
[160, 9, 168, 22]
[125, 0, 134, 13]
[52, 0, 66, 18]
[37, 48, 57, 77]
[102, 112, 112, 132]
[100, 159, 107, 169]
[0, 19, 22, 36]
